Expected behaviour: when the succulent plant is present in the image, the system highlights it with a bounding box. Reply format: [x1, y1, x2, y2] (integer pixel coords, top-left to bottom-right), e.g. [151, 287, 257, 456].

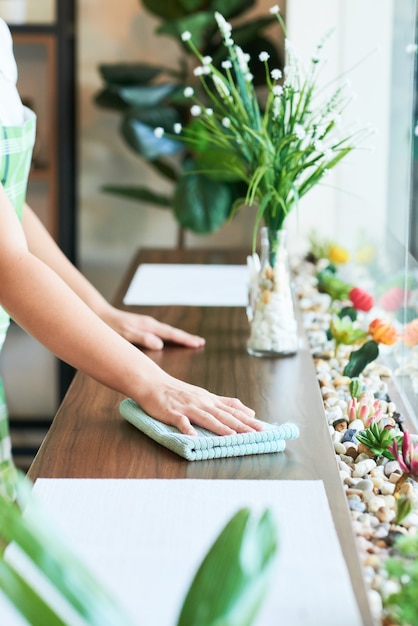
[355, 421, 402, 460]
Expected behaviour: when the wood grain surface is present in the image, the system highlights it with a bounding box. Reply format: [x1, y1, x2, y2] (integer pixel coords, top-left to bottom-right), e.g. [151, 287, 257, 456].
[28, 249, 373, 625]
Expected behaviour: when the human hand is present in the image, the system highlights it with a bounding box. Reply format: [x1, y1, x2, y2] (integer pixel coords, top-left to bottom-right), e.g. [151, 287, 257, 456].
[136, 373, 262, 437]
[103, 306, 205, 350]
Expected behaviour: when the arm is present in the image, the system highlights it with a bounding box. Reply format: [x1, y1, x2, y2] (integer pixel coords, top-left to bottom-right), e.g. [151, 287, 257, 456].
[1, 188, 260, 435]
[22, 204, 205, 350]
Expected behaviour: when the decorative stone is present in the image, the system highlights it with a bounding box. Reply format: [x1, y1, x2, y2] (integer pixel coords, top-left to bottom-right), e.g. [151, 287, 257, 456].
[384, 460, 402, 477]
[353, 459, 377, 478]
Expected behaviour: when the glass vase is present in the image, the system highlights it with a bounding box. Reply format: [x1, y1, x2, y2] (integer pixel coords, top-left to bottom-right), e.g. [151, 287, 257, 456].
[247, 227, 298, 357]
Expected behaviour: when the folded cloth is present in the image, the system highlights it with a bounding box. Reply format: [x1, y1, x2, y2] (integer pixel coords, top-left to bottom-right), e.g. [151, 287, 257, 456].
[119, 398, 300, 461]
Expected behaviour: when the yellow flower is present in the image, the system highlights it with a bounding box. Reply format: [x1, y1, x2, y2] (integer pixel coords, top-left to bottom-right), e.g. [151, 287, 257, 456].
[328, 244, 350, 264]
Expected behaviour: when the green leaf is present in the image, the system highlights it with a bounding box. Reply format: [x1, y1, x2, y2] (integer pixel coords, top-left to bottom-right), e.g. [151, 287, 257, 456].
[93, 87, 130, 112]
[176, 508, 278, 626]
[98, 62, 166, 86]
[121, 111, 182, 160]
[194, 148, 246, 182]
[0, 560, 67, 626]
[118, 83, 176, 108]
[343, 340, 380, 378]
[173, 158, 233, 232]
[338, 306, 357, 321]
[0, 486, 134, 626]
[102, 185, 173, 207]
[157, 13, 215, 50]
[211, 0, 256, 19]
[141, 0, 187, 20]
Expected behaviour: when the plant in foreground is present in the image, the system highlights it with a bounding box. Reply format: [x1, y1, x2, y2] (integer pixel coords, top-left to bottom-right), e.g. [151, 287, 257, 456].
[384, 532, 418, 626]
[1, 472, 277, 626]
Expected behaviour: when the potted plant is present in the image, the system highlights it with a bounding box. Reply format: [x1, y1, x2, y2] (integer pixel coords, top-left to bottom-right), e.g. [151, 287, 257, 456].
[94, 0, 283, 244]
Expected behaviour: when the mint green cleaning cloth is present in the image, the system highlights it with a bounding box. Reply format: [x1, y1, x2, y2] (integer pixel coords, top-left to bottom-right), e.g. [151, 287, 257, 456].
[119, 398, 300, 461]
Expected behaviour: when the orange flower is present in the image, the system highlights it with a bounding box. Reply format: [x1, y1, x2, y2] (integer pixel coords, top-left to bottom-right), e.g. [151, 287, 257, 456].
[368, 318, 398, 345]
[403, 319, 418, 348]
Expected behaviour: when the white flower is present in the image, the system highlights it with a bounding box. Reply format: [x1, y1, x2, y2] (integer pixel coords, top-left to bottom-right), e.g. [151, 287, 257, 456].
[259, 51, 270, 62]
[184, 86, 194, 98]
[202, 55, 212, 65]
[193, 66, 210, 76]
[222, 117, 231, 128]
[191, 105, 202, 116]
[236, 46, 250, 73]
[212, 74, 230, 100]
[415, 125, 418, 137]
[314, 139, 324, 152]
[269, 4, 280, 14]
[294, 124, 306, 140]
[214, 11, 233, 42]
[271, 68, 282, 80]
[154, 127, 164, 138]
[221, 60, 232, 69]
[174, 123, 182, 134]
[246, 72, 254, 82]
[205, 108, 214, 116]
[181, 31, 191, 42]
[272, 85, 283, 96]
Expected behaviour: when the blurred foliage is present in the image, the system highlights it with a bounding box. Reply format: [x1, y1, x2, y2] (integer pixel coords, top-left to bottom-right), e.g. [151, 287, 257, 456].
[95, 0, 283, 235]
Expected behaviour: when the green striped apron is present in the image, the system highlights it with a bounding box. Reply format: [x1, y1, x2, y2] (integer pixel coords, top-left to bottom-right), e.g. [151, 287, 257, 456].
[0, 107, 36, 486]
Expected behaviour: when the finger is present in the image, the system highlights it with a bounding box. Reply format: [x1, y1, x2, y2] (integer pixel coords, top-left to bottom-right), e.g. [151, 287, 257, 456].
[154, 325, 206, 348]
[133, 332, 164, 350]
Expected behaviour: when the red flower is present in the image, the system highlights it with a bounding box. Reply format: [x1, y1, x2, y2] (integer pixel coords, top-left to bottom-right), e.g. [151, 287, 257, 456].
[349, 286, 374, 312]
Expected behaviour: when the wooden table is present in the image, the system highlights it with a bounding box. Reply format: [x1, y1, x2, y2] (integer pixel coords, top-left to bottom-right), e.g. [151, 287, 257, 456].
[28, 249, 373, 626]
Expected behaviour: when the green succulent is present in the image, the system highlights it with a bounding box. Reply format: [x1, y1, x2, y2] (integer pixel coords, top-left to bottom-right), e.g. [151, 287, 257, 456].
[316, 268, 351, 301]
[355, 421, 402, 460]
[329, 314, 368, 348]
[384, 533, 418, 626]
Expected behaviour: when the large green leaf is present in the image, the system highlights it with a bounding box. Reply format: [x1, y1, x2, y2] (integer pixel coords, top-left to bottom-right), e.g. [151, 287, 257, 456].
[211, 0, 256, 19]
[195, 148, 246, 182]
[98, 62, 166, 86]
[140, 0, 188, 20]
[343, 340, 380, 378]
[118, 83, 176, 108]
[94, 87, 130, 112]
[0, 485, 134, 626]
[121, 109, 182, 159]
[173, 158, 233, 232]
[102, 185, 173, 208]
[157, 13, 216, 50]
[178, 0, 207, 11]
[176, 508, 278, 626]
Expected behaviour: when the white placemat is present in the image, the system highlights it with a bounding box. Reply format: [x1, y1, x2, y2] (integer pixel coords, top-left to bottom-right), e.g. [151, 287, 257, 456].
[123, 264, 249, 306]
[1, 479, 362, 626]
